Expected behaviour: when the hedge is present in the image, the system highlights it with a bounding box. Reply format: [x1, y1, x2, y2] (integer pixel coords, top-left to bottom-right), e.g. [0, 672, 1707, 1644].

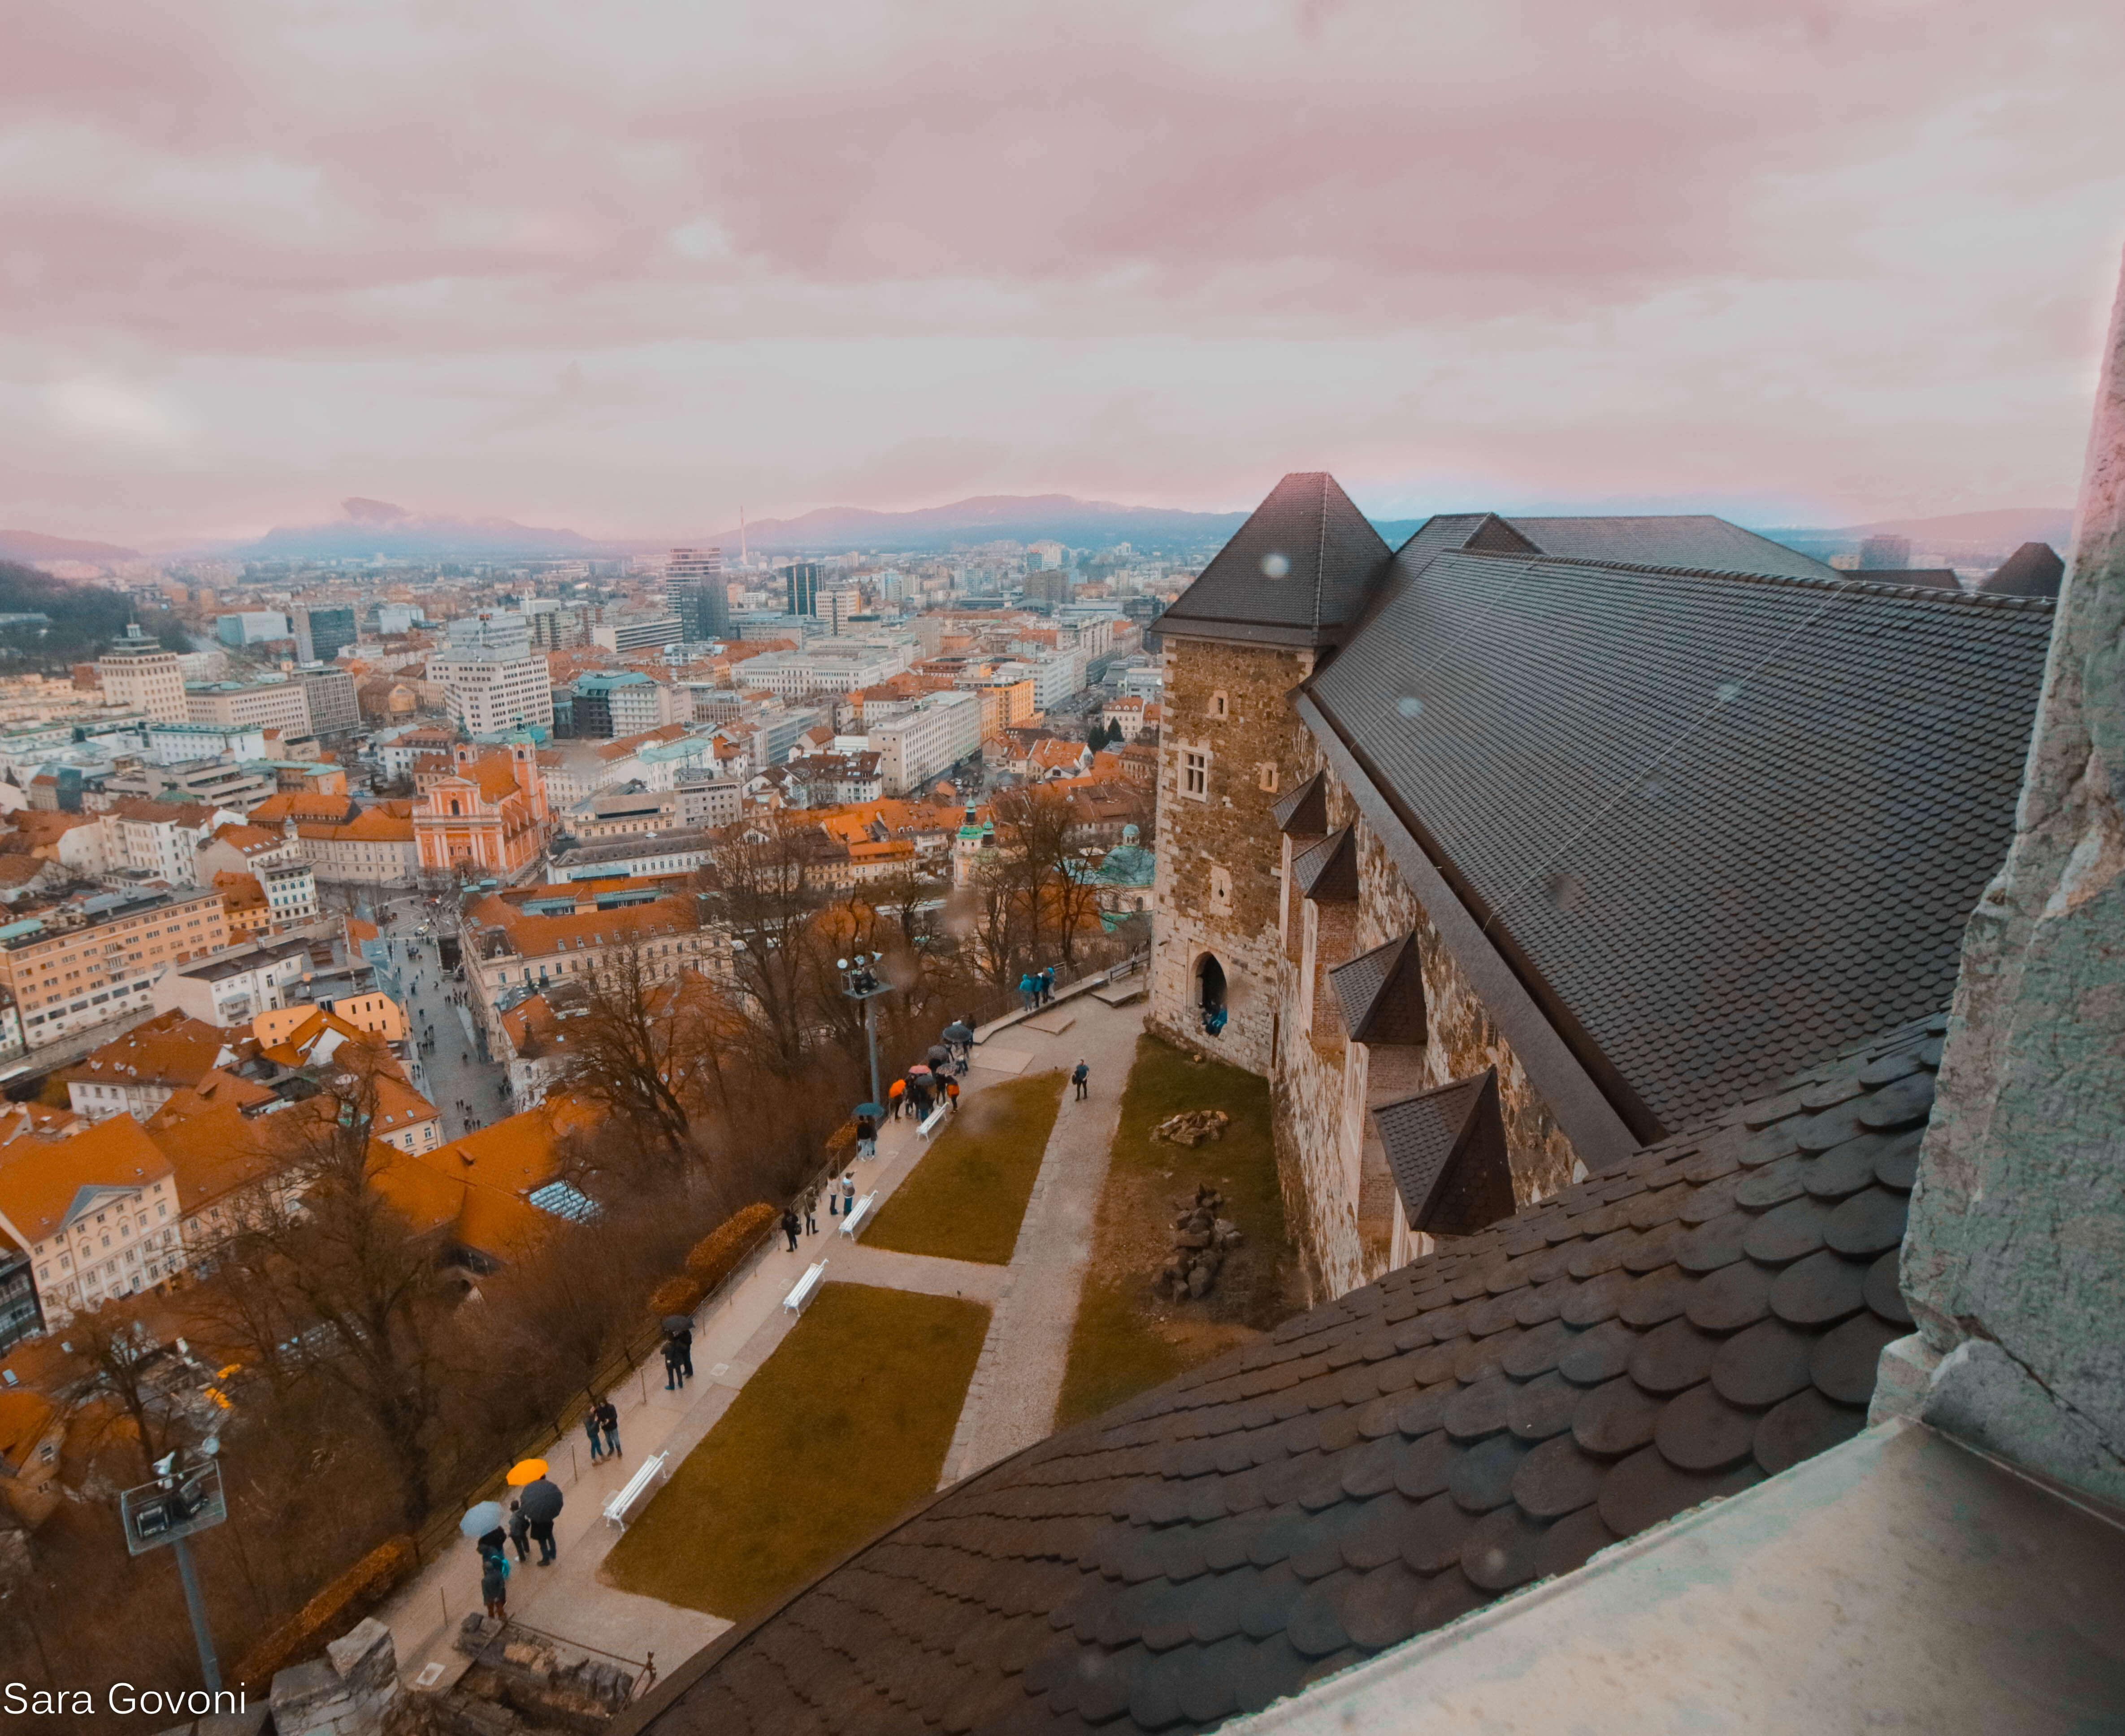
[646, 1274, 706, 1320]
[684, 1201, 776, 1290]
[232, 1533, 415, 1690]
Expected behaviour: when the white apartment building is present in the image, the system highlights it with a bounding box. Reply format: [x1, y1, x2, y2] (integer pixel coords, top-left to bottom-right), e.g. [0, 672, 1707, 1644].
[735, 641, 912, 699]
[260, 858, 319, 926]
[432, 652, 555, 738]
[869, 690, 983, 794]
[145, 723, 268, 765]
[149, 935, 314, 1027]
[101, 799, 227, 886]
[96, 627, 187, 723]
[592, 614, 682, 654]
[186, 678, 312, 735]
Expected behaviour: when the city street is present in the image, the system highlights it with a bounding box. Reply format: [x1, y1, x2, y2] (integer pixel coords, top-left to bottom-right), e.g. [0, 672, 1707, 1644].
[362, 888, 514, 1141]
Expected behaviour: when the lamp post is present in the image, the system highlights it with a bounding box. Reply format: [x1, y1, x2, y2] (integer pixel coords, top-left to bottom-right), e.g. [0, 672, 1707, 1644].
[120, 1439, 228, 1694]
[837, 952, 890, 1112]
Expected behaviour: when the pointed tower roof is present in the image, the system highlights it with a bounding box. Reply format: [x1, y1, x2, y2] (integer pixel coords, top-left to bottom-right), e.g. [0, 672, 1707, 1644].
[1155, 473, 1393, 647]
[1981, 541, 2065, 598]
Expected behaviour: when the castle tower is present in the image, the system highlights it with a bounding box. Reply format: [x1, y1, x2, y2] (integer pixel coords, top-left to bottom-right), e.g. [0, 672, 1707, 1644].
[1145, 474, 1394, 1074]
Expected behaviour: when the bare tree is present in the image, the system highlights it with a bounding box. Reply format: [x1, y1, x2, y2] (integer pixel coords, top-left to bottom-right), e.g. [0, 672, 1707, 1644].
[556, 941, 737, 1159]
[202, 1053, 455, 1527]
[694, 817, 832, 1070]
[67, 1304, 186, 1481]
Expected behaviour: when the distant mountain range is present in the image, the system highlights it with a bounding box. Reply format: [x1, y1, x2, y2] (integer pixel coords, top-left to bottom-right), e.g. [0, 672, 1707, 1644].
[0, 528, 140, 566]
[705, 494, 1248, 554]
[0, 497, 2082, 570]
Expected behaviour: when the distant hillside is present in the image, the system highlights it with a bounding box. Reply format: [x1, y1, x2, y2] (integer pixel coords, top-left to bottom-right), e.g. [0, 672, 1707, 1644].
[1762, 507, 2074, 562]
[0, 528, 139, 566]
[705, 494, 1248, 554]
[239, 498, 630, 560]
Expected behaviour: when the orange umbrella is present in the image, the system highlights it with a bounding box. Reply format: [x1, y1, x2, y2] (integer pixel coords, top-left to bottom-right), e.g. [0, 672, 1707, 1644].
[505, 1458, 548, 1486]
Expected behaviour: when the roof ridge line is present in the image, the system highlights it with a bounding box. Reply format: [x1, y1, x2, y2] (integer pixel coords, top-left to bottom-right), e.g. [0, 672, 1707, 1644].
[1313, 473, 1330, 635]
[1453, 549, 2056, 610]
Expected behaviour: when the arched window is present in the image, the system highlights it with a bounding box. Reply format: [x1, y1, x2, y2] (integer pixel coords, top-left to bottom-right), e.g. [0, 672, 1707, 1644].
[449, 800, 460, 815]
[1195, 953, 1228, 1035]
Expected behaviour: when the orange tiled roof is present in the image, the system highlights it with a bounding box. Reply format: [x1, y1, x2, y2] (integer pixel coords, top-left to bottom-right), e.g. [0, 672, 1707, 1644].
[0, 1113, 173, 1242]
[64, 1011, 252, 1091]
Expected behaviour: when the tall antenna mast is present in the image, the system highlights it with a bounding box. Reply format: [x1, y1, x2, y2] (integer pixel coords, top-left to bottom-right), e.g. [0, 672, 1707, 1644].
[739, 507, 747, 566]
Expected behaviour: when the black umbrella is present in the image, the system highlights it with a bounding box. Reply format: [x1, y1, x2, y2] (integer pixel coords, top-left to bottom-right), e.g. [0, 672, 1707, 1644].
[661, 1314, 692, 1336]
[943, 1022, 974, 1043]
[925, 1045, 950, 1066]
[517, 1478, 564, 1524]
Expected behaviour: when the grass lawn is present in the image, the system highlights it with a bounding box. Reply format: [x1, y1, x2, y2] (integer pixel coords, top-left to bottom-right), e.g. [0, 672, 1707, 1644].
[860, 1070, 1065, 1264]
[602, 1282, 989, 1620]
[1055, 1035, 1299, 1429]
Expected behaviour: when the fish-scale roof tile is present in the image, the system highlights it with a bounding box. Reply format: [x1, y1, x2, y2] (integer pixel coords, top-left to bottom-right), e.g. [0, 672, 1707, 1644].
[633, 1020, 1937, 1736]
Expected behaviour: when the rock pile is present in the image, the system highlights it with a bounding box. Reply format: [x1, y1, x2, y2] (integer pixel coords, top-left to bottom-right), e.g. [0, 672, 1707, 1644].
[1158, 1184, 1243, 1301]
[1153, 1108, 1229, 1146]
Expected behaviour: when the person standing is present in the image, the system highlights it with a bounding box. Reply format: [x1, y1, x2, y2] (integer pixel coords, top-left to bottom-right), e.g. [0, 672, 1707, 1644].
[528, 1507, 559, 1567]
[841, 1172, 856, 1217]
[663, 1336, 684, 1391]
[1073, 1059, 1089, 1101]
[855, 1115, 877, 1159]
[507, 1500, 531, 1563]
[781, 1206, 801, 1252]
[595, 1398, 621, 1459]
[804, 1189, 819, 1234]
[888, 1077, 906, 1120]
[672, 1323, 694, 1381]
[945, 1076, 960, 1114]
[1041, 966, 1057, 1006]
[479, 1546, 510, 1623]
[1018, 971, 1037, 1012]
[585, 1404, 605, 1464]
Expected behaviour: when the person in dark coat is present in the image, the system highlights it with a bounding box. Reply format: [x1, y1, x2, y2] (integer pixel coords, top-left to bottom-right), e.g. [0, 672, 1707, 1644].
[507, 1500, 531, 1562]
[584, 1405, 605, 1463]
[673, 1323, 694, 1380]
[479, 1546, 510, 1622]
[1040, 966, 1056, 1006]
[1073, 1059, 1089, 1100]
[663, 1336, 684, 1391]
[529, 1511, 558, 1566]
[781, 1207, 801, 1252]
[594, 1398, 621, 1458]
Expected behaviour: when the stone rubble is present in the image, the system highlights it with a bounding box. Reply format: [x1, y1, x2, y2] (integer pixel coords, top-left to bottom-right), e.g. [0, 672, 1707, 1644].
[1152, 1108, 1229, 1146]
[1157, 1183, 1244, 1301]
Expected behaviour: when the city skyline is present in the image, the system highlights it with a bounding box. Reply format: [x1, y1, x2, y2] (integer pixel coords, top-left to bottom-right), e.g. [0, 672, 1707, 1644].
[4, 2, 2124, 546]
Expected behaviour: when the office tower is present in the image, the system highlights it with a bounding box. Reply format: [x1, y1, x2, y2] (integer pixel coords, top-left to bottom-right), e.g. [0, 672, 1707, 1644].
[1859, 534, 1912, 571]
[669, 547, 730, 640]
[96, 624, 187, 723]
[432, 612, 552, 737]
[294, 604, 358, 664]
[784, 563, 822, 617]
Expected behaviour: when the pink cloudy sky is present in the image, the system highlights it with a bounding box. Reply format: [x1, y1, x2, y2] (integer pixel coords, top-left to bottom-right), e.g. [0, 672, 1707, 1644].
[4, 0, 2123, 546]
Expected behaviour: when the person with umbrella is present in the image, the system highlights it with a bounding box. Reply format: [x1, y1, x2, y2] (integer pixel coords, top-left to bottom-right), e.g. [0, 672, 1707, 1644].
[887, 1077, 906, 1120]
[460, 1499, 506, 1558]
[943, 1020, 974, 1066]
[855, 1112, 878, 1160]
[662, 1314, 694, 1385]
[516, 1474, 564, 1566]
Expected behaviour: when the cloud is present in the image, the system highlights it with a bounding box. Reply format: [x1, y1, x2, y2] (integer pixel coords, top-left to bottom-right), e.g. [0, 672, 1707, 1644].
[0, 0, 2121, 541]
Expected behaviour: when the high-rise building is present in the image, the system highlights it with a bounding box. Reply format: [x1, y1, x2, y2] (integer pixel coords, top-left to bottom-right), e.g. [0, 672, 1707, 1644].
[432, 613, 551, 738]
[1859, 534, 1912, 571]
[96, 624, 187, 723]
[445, 612, 534, 660]
[292, 666, 360, 736]
[821, 586, 860, 636]
[215, 611, 292, 645]
[294, 604, 358, 663]
[784, 563, 822, 617]
[669, 548, 730, 641]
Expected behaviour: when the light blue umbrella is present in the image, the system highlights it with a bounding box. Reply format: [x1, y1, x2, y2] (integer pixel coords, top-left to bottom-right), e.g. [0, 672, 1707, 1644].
[460, 1500, 504, 1539]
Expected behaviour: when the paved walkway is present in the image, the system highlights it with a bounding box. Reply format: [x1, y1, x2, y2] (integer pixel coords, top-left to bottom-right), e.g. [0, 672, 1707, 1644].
[371, 991, 1144, 1692]
[941, 995, 1143, 1482]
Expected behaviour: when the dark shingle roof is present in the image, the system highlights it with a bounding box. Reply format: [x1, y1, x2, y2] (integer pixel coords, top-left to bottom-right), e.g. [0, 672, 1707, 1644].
[1290, 827, 1358, 902]
[1328, 933, 1425, 1045]
[1269, 771, 1328, 836]
[1981, 542, 2065, 598]
[1155, 474, 1392, 647]
[1304, 551, 2050, 1135]
[1502, 516, 1840, 582]
[629, 1017, 1939, 1736]
[1374, 1071, 1495, 1225]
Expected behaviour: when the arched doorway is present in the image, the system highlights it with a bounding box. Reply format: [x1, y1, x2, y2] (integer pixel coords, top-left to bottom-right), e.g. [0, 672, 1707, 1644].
[1195, 953, 1228, 1036]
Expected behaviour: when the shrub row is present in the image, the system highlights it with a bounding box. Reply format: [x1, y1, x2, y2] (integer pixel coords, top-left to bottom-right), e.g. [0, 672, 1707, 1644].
[231, 1533, 415, 1690]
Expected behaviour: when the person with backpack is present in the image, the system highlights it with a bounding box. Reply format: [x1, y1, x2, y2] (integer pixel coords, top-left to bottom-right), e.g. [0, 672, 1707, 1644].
[1072, 1059, 1090, 1101]
[479, 1545, 510, 1623]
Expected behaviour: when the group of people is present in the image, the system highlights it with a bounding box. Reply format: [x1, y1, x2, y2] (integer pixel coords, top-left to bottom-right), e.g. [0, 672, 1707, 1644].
[1017, 966, 1058, 1011]
[663, 1319, 694, 1390]
[886, 1070, 958, 1121]
[784, 1173, 860, 1248]
[583, 1395, 621, 1461]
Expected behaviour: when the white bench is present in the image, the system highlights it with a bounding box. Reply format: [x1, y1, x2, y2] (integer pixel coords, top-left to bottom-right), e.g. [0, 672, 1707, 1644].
[918, 1102, 950, 1139]
[839, 1191, 878, 1236]
[602, 1450, 669, 1531]
[783, 1260, 827, 1314]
